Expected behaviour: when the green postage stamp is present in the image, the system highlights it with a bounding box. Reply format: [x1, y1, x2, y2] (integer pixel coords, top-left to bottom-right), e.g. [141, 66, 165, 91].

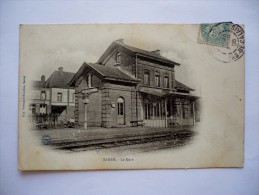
[197, 22, 232, 48]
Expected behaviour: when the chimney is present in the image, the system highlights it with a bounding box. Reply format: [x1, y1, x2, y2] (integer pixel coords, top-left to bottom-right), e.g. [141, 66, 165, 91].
[41, 75, 45, 82]
[58, 67, 63, 72]
[151, 49, 160, 55]
[115, 39, 124, 44]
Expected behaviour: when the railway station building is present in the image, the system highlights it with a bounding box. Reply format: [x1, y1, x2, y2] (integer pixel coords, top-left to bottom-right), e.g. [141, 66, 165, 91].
[69, 39, 199, 128]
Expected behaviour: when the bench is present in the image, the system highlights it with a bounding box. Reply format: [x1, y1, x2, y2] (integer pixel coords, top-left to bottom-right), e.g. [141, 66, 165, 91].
[130, 120, 145, 127]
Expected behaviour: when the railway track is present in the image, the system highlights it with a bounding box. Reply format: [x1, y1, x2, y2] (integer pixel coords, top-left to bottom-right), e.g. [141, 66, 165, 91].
[49, 129, 196, 152]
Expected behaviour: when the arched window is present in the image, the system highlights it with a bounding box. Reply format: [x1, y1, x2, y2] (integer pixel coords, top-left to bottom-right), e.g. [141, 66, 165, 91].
[41, 91, 46, 100]
[143, 69, 150, 86]
[155, 71, 160, 87]
[117, 97, 124, 115]
[117, 97, 125, 125]
[116, 52, 121, 64]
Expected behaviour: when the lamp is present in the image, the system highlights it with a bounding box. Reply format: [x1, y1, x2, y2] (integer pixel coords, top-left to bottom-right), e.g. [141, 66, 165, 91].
[82, 94, 89, 104]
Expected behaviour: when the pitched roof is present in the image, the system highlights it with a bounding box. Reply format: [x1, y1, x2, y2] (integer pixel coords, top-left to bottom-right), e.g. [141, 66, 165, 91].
[89, 63, 139, 82]
[97, 40, 180, 66]
[31, 80, 45, 88]
[139, 88, 166, 97]
[175, 80, 194, 91]
[46, 70, 75, 88]
[118, 42, 180, 65]
[69, 62, 140, 86]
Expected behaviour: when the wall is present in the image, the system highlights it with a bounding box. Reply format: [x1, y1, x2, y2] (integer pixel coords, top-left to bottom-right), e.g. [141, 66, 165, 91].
[77, 90, 102, 127]
[75, 74, 103, 126]
[137, 58, 174, 89]
[29, 87, 51, 115]
[91, 74, 103, 88]
[30, 88, 50, 101]
[68, 89, 75, 106]
[74, 77, 87, 123]
[51, 88, 69, 106]
[103, 48, 136, 76]
[102, 82, 134, 127]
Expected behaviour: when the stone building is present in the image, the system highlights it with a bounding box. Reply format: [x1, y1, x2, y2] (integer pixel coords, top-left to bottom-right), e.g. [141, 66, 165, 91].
[30, 67, 76, 123]
[69, 39, 199, 128]
[30, 75, 50, 115]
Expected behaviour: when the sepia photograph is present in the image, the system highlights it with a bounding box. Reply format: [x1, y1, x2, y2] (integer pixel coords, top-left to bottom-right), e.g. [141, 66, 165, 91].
[19, 23, 244, 170]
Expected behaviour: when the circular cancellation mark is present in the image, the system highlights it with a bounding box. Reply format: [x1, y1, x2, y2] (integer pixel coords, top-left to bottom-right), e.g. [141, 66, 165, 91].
[208, 24, 245, 63]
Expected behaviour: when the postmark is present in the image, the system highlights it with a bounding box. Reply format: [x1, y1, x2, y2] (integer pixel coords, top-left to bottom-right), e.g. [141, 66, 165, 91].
[41, 135, 51, 145]
[198, 23, 245, 63]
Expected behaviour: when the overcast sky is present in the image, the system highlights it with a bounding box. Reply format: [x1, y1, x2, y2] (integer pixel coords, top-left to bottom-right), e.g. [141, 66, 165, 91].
[20, 24, 208, 95]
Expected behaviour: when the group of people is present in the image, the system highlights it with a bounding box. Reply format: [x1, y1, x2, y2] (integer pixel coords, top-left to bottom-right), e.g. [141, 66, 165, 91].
[32, 112, 59, 129]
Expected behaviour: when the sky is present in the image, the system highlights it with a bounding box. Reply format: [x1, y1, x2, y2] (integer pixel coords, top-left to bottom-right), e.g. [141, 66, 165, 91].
[20, 24, 205, 95]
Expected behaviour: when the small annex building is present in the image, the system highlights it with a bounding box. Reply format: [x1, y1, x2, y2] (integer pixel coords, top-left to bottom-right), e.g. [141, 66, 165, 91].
[69, 39, 199, 128]
[30, 67, 76, 123]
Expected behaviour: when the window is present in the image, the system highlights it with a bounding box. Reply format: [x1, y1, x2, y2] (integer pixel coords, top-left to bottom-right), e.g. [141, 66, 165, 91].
[164, 76, 169, 88]
[155, 71, 160, 87]
[143, 70, 150, 85]
[144, 102, 152, 119]
[117, 97, 124, 115]
[57, 93, 62, 102]
[154, 102, 160, 118]
[86, 74, 92, 87]
[41, 91, 46, 100]
[40, 104, 46, 114]
[116, 52, 121, 64]
[182, 100, 191, 119]
[30, 104, 36, 114]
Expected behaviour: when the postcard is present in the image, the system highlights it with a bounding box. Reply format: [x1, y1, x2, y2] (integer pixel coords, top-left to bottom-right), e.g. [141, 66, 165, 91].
[18, 23, 245, 170]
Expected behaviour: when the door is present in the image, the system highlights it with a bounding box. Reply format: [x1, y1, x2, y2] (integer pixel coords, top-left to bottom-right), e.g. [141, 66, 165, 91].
[117, 97, 125, 125]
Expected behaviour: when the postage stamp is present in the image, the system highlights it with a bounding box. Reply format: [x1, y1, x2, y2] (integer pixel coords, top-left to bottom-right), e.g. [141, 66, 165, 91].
[197, 22, 232, 48]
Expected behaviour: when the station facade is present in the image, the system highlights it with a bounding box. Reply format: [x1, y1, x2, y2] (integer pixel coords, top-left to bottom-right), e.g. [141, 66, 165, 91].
[69, 39, 199, 128]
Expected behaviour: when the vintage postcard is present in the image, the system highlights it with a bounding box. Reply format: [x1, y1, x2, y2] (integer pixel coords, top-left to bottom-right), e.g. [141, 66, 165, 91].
[18, 23, 245, 170]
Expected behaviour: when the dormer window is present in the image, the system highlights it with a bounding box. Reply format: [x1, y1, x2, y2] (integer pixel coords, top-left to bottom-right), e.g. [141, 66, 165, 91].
[116, 52, 121, 64]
